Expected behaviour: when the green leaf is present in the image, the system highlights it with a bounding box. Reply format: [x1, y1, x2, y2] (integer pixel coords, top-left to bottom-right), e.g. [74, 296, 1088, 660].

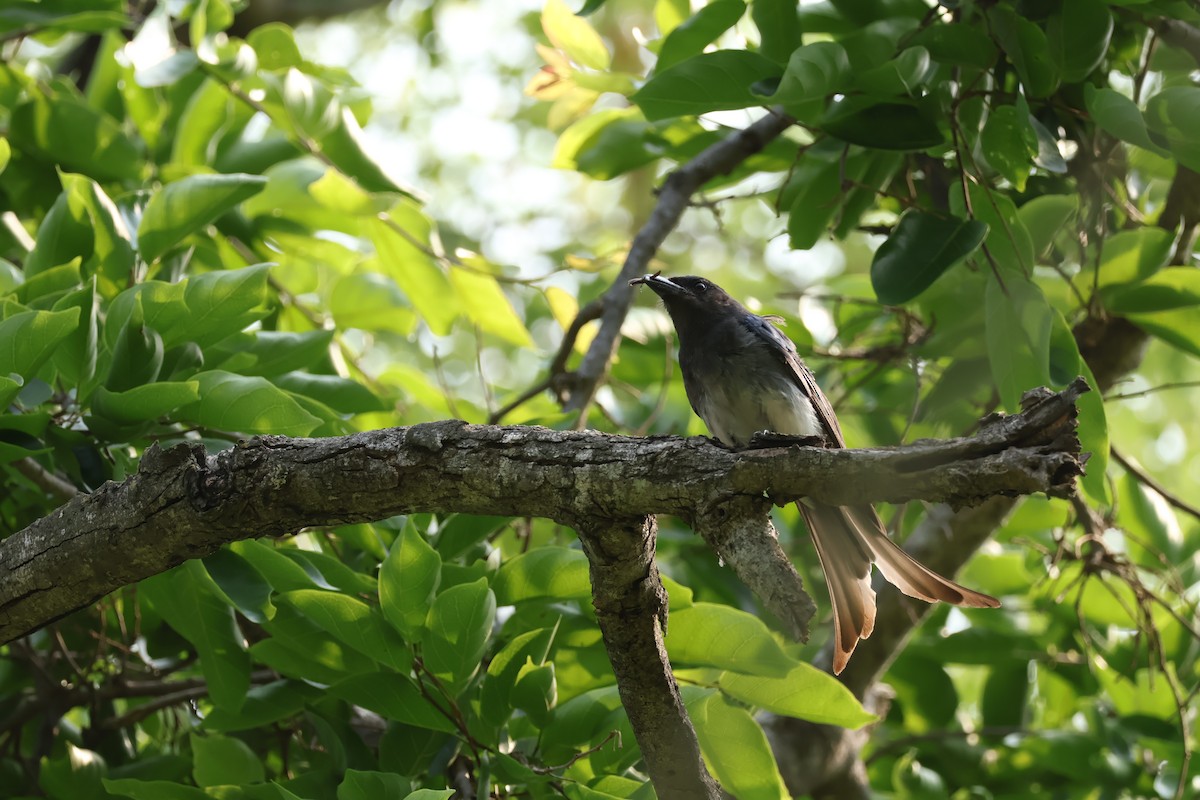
[950, 182, 1034, 275]
[180, 370, 322, 435]
[632, 50, 780, 121]
[401, 791, 455, 800]
[8, 90, 140, 180]
[1143, 87, 1200, 172]
[92, 382, 200, 425]
[907, 22, 997, 69]
[254, 606, 377, 684]
[330, 273, 418, 335]
[664, 603, 794, 677]
[191, 733, 264, 787]
[494, 547, 591, 604]
[821, 96, 945, 150]
[137, 173, 268, 262]
[553, 108, 658, 180]
[719, 663, 875, 728]
[104, 779, 209, 800]
[870, 212, 987, 305]
[318, 106, 411, 195]
[104, 298, 163, 392]
[1075, 361, 1108, 504]
[248, 22, 303, 70]
[1127, 307, 1200, 359]
[369, 212, 459, 335]
[1089, 227, 1173, 288]
[656, 0, 746, 71]
[1084, 85, 1164, 153]
[1046, 0, 1112, 83]
[423, 578, 497, 689]
[229, 330, 334, 377]
[1104, 268, 1200, 313]
[141, 562, 250, 711]
[273, 373, 384, 414]
[784, 146, 844, 250]
[988, 6, 1059, 98]
[759, 41, 848, 110]
[1017, 194, 1077, 258]
[276, 590, 412, 671]
[543, 0, 611, 70]
[449, 267, 533, 347]
[50, 279, 98, 388]
[231, 540, 318, 592]
[751, 0, 801, 65]
[203, 549, 276, 624]
[691, 693, 788, 800]
[981, 104, 1037, 190]
[984, 274, 1054, 411]
[328, 673, 457, 732]
[379, 522, 442, 640]
[854, 46, 930, 96]
[0, 308, 80, 379]
[338, 770, 413, 800]
[512, 660, 557, 726]
[481, 626, 557, 726]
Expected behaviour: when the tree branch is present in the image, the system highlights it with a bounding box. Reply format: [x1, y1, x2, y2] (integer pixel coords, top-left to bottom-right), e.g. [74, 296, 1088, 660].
[0, 378, 1086, 647]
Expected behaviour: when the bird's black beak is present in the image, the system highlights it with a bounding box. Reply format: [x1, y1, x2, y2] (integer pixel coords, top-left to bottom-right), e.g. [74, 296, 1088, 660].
[629, 272, 684, 297]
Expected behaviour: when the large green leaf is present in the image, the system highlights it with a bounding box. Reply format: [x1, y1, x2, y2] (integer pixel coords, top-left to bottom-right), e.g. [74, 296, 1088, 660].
[984, 273, 1054, 410]
[92, 382, 200, 425]
[1088, 227, 1173, 289]
[691, 693, 788, 800]
[988, 6, 1059, 98]
[141, 562, 250, 711]
[449, 266, 534, 347]
[870, 211, 988, 305]
[631, 50, 780, 121]
[328, 673, 457, 732]
[981, 103, 1037, 190]
[1084, 85, 1165, 153]
[369, 211, 459, 335]
[179, 370, 322, 435]
[8, 90, 140, 180]
[853, 46, 931, 97]
[191, 733, 264, 788]
[1104, 268, 1200, 313]
[276, 590, 411, 671]
[481, 627, 557, 727]
[1143, 87, 1200, 172]
[821, 96, 945, 150]
[493, 546, 591, 604]
[1017, 194, 1078, 258]
[664, 603, 794, 677]
[543, 0, 611, 70]
[0, 308, 80, 378]
[757, 41, 848, 109]
[1046, 0, 1112, 83]
[422, 578, 496, 689]
[379, 522, 442, 640]
[656, 0, 745, 71]
[719, 662, 875, 728]
[137, 173, 268, 262]
[751, 0, 801, 65]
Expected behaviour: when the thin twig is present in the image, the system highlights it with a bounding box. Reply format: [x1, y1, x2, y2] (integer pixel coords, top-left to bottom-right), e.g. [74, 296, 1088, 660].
[1112, 446, 1200, 522]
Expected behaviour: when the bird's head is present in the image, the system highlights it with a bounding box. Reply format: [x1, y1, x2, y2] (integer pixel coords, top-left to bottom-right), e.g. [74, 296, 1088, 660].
[629, 273, 741, 326]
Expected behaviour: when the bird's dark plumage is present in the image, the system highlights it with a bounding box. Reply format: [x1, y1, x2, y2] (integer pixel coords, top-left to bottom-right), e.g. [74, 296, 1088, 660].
[632, 273, 999, 674]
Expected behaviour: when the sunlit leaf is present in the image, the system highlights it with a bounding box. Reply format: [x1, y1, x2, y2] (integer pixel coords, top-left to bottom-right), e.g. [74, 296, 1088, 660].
[632, 50, 779, 120]
[137, 173, 267, 262]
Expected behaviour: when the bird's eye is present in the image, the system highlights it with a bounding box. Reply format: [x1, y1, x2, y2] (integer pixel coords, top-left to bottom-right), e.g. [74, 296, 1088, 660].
[695, 281, 708, 293]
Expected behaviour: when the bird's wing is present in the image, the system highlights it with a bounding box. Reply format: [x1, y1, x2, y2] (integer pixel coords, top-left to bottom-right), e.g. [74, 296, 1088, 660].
[740, 314, 846, 448]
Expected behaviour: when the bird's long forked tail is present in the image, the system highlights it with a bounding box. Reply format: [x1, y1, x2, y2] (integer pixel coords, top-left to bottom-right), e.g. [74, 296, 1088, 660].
[799, 502, 1001, 675]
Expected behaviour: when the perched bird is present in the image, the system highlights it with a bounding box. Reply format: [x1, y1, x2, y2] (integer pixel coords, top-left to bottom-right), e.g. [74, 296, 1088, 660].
[631, 272, 999, 674]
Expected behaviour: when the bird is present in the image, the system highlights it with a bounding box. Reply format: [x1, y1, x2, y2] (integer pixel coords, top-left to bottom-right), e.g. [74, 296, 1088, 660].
[630, 272, 1000, 674]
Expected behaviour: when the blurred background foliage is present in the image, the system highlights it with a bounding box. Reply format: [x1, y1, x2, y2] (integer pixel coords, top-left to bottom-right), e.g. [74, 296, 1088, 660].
[1, 0, 1199, 798]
